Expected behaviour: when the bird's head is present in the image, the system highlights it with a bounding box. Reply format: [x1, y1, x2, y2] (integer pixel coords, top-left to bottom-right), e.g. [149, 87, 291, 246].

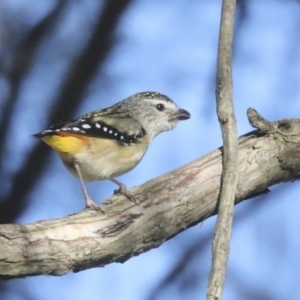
[124, 91, 190, 140]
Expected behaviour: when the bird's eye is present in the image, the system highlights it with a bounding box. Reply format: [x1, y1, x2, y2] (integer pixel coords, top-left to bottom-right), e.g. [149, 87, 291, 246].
[156, 104, 165, 111]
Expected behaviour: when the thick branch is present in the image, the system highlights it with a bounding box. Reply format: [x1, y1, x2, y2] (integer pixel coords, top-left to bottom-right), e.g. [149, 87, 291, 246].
[1, 110, 300, 279]
[208, 0, 237, 299]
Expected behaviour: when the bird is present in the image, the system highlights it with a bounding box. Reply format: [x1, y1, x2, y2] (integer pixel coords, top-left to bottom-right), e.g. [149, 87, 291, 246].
[33, 91, 190, 210]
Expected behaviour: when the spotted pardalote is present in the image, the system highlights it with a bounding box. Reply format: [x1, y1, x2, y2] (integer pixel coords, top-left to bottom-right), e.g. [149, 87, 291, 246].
[33, 92, 191, 211]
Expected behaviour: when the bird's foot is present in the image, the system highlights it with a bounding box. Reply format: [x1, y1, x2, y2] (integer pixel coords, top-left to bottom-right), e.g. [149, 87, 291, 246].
[85, 197, 105, 213]
[114, 184, 139, 204]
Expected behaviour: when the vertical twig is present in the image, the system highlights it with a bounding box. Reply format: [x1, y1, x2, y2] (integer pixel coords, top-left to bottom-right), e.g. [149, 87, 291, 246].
[206, 0, 237, 299]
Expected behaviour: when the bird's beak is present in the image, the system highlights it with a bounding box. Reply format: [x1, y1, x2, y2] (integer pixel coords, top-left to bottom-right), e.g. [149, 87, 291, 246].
[176, 108, 191, 121]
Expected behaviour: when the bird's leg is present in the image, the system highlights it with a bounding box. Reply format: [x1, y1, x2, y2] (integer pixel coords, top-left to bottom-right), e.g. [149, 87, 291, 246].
[110, 178, 139, 204]
[74, 163, 103, 212]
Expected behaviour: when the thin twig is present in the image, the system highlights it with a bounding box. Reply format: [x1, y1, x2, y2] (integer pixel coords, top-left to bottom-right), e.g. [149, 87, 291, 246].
[207, 0, 237, 299]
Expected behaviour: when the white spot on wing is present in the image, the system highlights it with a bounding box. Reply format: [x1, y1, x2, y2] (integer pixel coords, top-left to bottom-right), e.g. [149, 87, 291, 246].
[109, 130, 113, 134]
[82, 124, 91, 129]
[103, 127, 107, 132]
[95, 123, 101, 128]
[72, 127, 80, 131]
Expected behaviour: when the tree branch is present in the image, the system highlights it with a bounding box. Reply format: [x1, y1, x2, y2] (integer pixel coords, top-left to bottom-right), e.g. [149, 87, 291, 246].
[207, 0, 237, 299]
[1, 109, 300, 280]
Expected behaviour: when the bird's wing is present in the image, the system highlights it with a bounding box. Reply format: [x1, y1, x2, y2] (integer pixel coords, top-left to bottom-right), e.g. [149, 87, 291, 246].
[33, 113, 146, 145]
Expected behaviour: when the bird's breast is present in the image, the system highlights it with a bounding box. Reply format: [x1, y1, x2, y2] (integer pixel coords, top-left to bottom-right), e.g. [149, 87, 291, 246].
[64, 137, 149, 181]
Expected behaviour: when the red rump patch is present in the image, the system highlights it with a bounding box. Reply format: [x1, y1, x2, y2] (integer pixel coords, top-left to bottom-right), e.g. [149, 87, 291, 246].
[57, 131, 73, 137]
[57, 131, 90, 142]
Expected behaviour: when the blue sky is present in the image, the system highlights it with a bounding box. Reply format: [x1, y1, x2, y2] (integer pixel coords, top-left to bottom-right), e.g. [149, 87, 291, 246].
[1, 0, 300, 299]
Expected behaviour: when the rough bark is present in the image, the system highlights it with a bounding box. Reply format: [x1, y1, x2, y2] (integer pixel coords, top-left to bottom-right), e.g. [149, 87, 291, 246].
[1, 109, 300, 279]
